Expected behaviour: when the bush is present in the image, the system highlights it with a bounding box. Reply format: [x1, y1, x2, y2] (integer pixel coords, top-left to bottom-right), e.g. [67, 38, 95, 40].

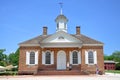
[0, 71, 18, 76]
[116, 63, 120, 70]
[12, 67, 18, 71]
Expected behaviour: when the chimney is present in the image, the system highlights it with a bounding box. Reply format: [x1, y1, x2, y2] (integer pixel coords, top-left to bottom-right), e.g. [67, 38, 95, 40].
[76, 26, 80, 35]
[43, 26, 47, 35]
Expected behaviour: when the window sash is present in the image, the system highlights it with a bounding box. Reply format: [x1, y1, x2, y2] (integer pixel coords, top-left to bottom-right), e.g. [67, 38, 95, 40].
[30, 52, 35, 64]
[88, 51, 94, 64]
[72, 51, 78, 64]
[45, 52, 51, 64]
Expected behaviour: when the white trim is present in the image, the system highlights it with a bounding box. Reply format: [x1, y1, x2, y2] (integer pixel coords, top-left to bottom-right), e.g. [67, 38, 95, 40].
[26, 51, 30, 65]
[78, 51, 81, 64]
[83, 44, 103, 46]
[40, 43, 82, 48]
[19, 44, 40, 46]
[51, 51, 54, 64]
[42, 51, 45, 64]
[69, 51, 72, 64]
[35, 51, 38, 65]
[85, 50, 97, 65]
[42, 51, 54, 65]
[94, 51, 97, 64]
[41, 31, 82, 43]
[85, 51, 88, 64]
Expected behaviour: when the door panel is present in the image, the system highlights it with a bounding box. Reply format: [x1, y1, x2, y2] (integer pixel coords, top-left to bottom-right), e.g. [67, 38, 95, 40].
[57, 51, 66, 70]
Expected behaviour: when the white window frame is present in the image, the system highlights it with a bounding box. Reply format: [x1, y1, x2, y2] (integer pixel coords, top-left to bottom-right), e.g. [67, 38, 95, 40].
[42, 50, 54, 65]
[88, 51, 94, 64]
[26, 50, 38, 65]
[69, 50, 81, 65]
[85, 50, 97, 65]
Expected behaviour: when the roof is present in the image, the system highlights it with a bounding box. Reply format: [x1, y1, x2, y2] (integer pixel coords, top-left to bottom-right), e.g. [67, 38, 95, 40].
[19, 33, 103, 46]
[72, 34, 103, 45]
[55, 14, 68, 22]
[104, 60, 116, 63]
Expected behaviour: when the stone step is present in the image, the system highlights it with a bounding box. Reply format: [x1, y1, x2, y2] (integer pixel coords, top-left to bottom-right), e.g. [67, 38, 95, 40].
[35, 70, 86, 75]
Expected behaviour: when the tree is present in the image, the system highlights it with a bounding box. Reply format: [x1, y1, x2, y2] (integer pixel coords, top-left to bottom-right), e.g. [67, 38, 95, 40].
[0, 49, 8, 66]
[112, 51, 120, 62]
[0, 49, 6, 61]
[104, 55, 113, 60]
[9, 48, 19, 66]
[111, 51, 120, 70]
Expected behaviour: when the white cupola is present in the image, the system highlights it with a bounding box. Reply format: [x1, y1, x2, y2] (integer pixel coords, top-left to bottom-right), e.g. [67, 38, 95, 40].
[55, 3, 68, 32]
[55, 14, 68, 32]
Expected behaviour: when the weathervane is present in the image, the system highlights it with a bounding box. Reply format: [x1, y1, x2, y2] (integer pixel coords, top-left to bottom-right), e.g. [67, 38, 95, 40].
[59, 2, 63, 15]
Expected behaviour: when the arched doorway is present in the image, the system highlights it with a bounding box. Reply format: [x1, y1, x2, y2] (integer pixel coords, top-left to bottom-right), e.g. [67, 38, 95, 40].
[57, 50, 66, 70]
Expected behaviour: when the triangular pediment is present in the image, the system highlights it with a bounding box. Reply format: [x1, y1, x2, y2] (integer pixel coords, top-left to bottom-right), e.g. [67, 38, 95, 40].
[41, 31, 82, 43]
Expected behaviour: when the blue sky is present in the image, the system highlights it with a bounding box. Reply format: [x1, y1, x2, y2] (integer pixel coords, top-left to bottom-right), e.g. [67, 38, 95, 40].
[0, 0, 120, 55]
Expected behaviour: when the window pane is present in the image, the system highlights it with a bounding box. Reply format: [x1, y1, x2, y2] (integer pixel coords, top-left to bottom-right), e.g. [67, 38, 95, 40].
[30, 52, 35, 64]
[45, 52, 51, 64]
[72, 51, 78, 64]
[88, 51, 94, 64]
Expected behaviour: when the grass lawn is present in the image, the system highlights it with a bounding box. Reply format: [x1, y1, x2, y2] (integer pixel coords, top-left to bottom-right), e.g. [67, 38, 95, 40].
[105, 70, 120, 74]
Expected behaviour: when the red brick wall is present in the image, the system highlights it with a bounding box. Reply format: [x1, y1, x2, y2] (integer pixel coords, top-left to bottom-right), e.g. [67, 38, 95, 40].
[81, 46, 104, 73]
[18, 46, 104, 74]
[104, 63, 115, 70]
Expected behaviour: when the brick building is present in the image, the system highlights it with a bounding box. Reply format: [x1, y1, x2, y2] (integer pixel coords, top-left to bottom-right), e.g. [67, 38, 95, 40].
[18, 12, 104, 75]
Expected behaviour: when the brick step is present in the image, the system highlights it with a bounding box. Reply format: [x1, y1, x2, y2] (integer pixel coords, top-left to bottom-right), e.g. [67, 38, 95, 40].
[35, 70, 86, 75]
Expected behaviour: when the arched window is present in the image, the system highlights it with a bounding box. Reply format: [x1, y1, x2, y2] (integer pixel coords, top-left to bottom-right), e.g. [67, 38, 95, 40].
[45, 52, 51, 64]
[30, 52, 35, 64]
[88, 51, 94, 64]
[72, 51, 78, 64]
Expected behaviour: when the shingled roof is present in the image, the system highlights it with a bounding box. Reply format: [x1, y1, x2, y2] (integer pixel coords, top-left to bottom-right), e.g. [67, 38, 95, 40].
[72, 34, 103, 44]
[19, 33, 103, 46]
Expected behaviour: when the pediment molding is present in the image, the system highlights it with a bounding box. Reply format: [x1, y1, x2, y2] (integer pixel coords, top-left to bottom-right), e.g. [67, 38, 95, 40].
[41, 31, 82, 43]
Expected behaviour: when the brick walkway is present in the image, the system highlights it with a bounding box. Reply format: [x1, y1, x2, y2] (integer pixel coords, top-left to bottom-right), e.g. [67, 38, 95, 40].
[0, 74, 120, 80]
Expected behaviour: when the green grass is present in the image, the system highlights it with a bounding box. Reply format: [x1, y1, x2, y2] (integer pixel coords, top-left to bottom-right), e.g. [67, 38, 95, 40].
[105, 70, 120, 74]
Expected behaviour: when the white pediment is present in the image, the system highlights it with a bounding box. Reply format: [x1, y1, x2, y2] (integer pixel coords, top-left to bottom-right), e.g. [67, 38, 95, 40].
[41, 31, 82, 43]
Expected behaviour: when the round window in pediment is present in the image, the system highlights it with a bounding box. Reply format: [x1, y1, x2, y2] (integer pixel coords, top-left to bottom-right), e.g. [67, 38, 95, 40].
[58, 36, 64, 39]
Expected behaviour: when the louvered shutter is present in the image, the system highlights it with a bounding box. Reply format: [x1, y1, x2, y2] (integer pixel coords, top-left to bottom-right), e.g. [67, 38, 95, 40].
[35, 51, 38, 65]
[85, 51, 88, 64]
[78, 51, 81, 64]
[94, 51, 97, 64]
[69, 51, 72, 64]
[51, 51, 54, 64]
[42, 51, 45, 64]
[26, 51, 30, 65]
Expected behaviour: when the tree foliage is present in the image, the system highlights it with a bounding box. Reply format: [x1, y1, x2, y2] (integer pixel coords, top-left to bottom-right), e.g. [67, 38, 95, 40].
[0, 48, 19, 66]
[0, 49, 8, 66]
[9, 48, 19, 66]
[112, 51, 120, 62]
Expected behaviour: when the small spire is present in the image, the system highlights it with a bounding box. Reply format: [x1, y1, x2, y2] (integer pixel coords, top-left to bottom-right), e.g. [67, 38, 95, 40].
[59, 2, 63, 15]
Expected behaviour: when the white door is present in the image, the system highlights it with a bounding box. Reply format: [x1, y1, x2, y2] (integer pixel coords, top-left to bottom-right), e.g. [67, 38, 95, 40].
[57, 51, 66, 70]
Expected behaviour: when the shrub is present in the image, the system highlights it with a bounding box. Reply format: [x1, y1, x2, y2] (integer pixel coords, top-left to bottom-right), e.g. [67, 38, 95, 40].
[0, 71, 18, 76]
[116, 63, 120, 70]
